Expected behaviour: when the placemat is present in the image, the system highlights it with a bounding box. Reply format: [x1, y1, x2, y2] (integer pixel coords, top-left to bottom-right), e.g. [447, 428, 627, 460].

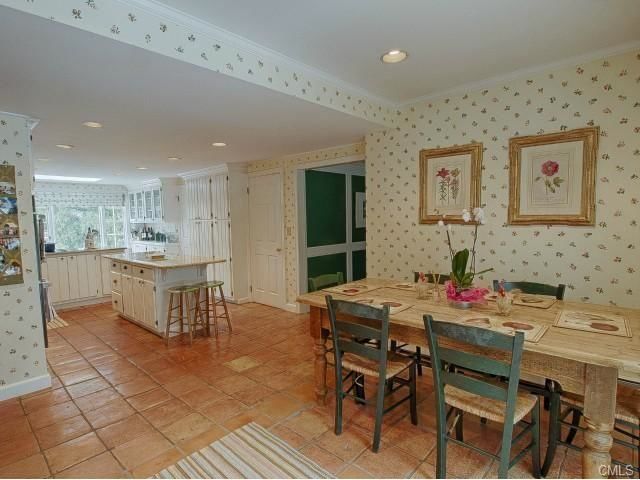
[554, 309, 631, 338]
[323, 282, 381, 296]
[454, 314, 548, 343]
[352, 297, 414, 315]
[485, 292, 557, 309]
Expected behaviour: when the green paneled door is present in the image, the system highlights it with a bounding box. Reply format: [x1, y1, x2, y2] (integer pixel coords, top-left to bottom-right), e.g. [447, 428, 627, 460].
[352, 249, 366, 280]
[308, 253, 347, 281]
[305, 170, 346, 247]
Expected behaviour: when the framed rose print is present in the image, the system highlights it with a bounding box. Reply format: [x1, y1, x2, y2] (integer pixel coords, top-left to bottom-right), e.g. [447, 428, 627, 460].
[419, 143, 482, 224]
[508, 127, 598, 225]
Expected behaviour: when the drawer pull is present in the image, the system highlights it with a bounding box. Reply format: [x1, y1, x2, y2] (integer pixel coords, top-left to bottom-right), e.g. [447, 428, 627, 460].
[140, 269, 144, 274]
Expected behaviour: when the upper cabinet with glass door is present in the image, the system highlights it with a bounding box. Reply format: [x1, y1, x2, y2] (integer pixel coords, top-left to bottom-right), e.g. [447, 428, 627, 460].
[129, 179, 180, 224]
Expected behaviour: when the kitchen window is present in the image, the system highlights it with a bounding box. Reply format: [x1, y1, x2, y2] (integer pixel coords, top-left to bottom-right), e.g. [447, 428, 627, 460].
[37, 206, 127, 251]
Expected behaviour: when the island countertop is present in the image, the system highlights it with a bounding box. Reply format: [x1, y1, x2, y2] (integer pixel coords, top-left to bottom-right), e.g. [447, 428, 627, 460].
[103, 252, 226, 269]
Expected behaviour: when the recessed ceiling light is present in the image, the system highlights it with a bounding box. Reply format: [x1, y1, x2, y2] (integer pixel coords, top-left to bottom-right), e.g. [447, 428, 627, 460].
[211, 142, 227, 147]
[37, 158, 50, 162]
[136, 166, 148, 170]
[167, 156, 181, 161]
[82, 121, 103, 128]
[381, 49, 408, 64]
[55, 144, 74, 149]
[35, 174, 101, 182]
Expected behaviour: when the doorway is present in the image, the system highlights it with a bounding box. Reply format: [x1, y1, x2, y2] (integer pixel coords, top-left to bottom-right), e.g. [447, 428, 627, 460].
[248, 171, 286, 308]
[297, 161, 366, 295]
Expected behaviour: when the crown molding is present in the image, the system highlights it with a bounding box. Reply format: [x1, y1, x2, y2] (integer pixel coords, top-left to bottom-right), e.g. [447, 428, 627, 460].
[178, 163, 230, 180]
[399, 40, 640, 108]
[122, 0, 395, 109]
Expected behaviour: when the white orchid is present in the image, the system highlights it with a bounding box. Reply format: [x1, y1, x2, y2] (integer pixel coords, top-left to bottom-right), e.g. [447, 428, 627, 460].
[461, 209, 471, 223]
[437, 220, 445, 227]
[473, 207, 485, 224]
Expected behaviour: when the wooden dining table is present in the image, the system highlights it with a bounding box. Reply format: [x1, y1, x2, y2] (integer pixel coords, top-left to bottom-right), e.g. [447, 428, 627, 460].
[297, 277, 640, 479]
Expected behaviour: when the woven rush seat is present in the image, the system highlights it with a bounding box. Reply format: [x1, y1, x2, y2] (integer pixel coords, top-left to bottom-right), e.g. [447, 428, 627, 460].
[562, 385, 639, 424]
[339, 351, 412, 379]
[444, 384, 538, 424]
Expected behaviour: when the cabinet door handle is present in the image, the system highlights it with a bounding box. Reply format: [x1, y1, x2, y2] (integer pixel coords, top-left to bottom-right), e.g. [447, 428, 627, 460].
[140, 269, 144, 274]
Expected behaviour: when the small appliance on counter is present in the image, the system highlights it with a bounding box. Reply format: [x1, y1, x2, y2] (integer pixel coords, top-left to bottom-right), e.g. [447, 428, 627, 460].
[44, 242, 56, 253]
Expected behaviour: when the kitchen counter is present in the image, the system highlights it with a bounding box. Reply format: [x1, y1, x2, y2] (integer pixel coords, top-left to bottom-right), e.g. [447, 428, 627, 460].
[45, 247, 126, 257]
[103, 252, 225, 269]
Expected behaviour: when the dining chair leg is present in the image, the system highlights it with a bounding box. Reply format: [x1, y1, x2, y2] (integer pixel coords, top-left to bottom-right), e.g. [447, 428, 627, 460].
[179, 293, 184, 335]
[498, 412, 515, 478]
[531, 399, 542, 479]
[455, 409, 464, 442]
[564, 408, 582, 444]
[409, 363, 418, 425]
[542, 388, 561, 477]
[372, 378, 386, 452]
[354, 374, 366, 405]
[415, 346, 423, 376]
[334, 364, 343, 435]
[436, 416, 447, 479]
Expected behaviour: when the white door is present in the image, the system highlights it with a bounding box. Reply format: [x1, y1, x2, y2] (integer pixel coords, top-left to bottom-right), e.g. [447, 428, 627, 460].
[249, 173, 285, 308]
[87, 255, 100, 297]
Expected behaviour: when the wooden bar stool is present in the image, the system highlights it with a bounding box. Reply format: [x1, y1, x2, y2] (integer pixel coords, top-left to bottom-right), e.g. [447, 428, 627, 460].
[196, 280, 232, 337]
[165, 285, 207, 346]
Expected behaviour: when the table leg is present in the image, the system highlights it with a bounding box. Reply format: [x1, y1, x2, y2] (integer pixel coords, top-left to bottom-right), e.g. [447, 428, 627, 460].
[582, 364, 617, 478]
[310, 306, 328, 405]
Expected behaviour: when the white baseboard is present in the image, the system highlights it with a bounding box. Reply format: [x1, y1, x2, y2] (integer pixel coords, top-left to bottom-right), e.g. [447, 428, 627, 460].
[0, 373, 51, 401]
[284, 302, 304, 313]
[55, 296, 111, 311]
[228, 296, 251, 305]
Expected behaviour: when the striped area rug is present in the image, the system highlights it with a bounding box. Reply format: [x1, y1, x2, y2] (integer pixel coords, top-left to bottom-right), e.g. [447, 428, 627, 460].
[46, 316, 69, 330]
[154, 423, 333, 479]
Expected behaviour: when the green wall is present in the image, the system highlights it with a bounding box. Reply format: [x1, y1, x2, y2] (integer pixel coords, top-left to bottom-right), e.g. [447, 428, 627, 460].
[308, 253, 347, 282]
[305, 170, 346, 247]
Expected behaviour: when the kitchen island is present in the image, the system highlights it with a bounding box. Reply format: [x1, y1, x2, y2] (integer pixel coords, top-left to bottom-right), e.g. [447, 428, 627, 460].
[103, 252, 225, 335]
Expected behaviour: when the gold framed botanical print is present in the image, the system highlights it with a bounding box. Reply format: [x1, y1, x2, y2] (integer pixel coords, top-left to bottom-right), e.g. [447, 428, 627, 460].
[508, 127, 598, 226]
[419, 143, 482, 224]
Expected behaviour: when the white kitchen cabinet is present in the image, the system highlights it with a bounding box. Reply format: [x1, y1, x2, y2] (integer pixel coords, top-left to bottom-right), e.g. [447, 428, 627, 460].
[101, 256, 112, 295]
[128, 179, 182, 224]
[128, 193, 137, 222]
[132, 278, 145, 323]
[121, 274, 134, 318]
[142, 279, 156, 329]
[180, 164, 249, 302]
[43, 249, 125, 307]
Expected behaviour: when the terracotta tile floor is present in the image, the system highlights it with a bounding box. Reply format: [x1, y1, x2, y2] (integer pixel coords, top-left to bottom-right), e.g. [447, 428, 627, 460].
[0, 301, 637, 478]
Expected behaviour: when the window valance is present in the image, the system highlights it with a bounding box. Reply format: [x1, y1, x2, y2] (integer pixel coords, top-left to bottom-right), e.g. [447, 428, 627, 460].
[34, 182, 127, 208]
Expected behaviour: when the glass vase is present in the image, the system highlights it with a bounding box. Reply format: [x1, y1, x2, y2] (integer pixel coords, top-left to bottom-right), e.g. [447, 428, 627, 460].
[496, 294, 514, 316]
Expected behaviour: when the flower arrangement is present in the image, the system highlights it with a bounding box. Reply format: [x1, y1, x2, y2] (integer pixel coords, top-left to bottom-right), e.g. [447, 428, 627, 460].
[439, 208, 493, 305]
[495, 280, 514, 315]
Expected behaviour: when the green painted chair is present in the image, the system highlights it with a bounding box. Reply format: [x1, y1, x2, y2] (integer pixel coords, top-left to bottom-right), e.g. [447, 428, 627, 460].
[325, 295, 418, 452]
[492, 280, 566, 300]
[423, 314, 541, 478]
[541, 382, 639, 476]
[308, 272, 344, 292]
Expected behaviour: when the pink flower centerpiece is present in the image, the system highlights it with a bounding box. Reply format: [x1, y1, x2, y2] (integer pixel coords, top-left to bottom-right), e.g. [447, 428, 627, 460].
[439, 208, 493, 308]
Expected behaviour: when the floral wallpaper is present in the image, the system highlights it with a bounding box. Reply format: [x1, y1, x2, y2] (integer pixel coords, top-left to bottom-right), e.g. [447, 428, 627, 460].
[0, 0, 394, 127]
[0, 112, 48, 396]
[367, 49, 640, 308]
[249, 143, 365, 306]
[35, 181, 126, 208]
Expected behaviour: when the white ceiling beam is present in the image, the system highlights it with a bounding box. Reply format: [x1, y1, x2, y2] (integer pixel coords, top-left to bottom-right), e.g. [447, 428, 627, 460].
[0, 0, 396, 127]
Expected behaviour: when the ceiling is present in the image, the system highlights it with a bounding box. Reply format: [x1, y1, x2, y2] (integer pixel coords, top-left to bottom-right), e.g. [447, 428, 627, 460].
[0, 7, 376, 185]
[158, 0, 640, 103]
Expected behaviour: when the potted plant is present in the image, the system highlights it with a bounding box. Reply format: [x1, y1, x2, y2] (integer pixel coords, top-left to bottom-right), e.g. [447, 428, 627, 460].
[439, 208, 493, 308]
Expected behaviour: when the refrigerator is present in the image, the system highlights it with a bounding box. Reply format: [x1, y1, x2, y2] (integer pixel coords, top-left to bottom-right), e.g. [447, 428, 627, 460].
[33, 196, 50, 347]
